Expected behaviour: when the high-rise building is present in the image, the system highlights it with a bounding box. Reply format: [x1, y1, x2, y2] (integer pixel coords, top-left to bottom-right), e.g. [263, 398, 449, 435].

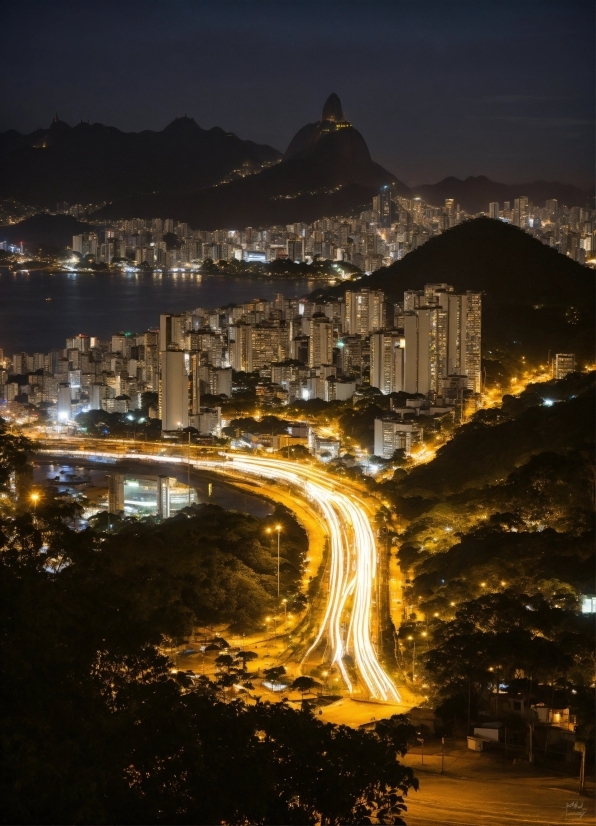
[545, 199, 559, 219]
[308, 316, 333, 367]
[286, 239, 304, 262]
[403, 285, 481, 396]
[248, 325, 282, 371]
[159, 314, 186, 351]
[57, 383, 72, 421]
[337, 335, 367, 380]
[553, 353, 576, 379]
[157, 476, 171, 519]
[370, 331, 405, 394]
[228, 323, 252, 372]
[107, 473, 125, 514]
[513, 196, 529, 228]
[489, 202, 500, 220]
[159, 350, 188, 431]
[344, 289, 385, 335]
[189, 353, 202, 415]
[379, 185, 393, 228]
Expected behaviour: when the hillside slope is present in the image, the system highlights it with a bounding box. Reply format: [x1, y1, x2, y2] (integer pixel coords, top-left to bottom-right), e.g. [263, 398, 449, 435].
[315, 217, 595, 360]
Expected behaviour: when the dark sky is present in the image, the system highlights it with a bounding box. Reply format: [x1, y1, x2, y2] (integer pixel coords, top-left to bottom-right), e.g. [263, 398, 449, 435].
[2, 0, 594, 187]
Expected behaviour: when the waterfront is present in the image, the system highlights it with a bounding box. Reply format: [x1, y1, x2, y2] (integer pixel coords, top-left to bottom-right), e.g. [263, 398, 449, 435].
[33, 457, 274, 519]
[0, 269, 327, 354]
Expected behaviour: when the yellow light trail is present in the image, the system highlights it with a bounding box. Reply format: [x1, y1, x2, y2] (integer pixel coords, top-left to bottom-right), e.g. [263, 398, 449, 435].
[38, 445, 400, 701]
[216, 456, 400, 702]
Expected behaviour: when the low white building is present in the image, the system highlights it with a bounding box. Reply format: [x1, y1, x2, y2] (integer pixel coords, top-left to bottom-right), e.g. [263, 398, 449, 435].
[373, 418, 423, 459]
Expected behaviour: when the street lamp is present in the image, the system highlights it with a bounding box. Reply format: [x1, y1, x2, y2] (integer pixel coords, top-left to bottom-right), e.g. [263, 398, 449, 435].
[275, 524, 282, 599]
[282, 598, 288, 629]
[31, 491, 39, 524]
[408, 635, 416, 680]
[187, 429, 191, 506]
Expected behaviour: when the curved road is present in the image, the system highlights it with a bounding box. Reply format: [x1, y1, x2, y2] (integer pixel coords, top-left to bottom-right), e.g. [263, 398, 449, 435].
[39, 441, 400, 702]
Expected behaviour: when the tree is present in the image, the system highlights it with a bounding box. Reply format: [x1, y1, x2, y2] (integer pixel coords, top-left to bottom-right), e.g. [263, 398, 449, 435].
[214, 654, 235, 671]
[235, 651, 258, 670]
[263, 665, 286, 682]
[291, 676, 318, 697]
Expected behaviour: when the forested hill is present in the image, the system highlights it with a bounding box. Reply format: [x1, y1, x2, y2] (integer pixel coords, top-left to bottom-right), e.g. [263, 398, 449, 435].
[314, 217, 595, 361]
[386, 371, 595, 739]
[394, 370, 594, 498]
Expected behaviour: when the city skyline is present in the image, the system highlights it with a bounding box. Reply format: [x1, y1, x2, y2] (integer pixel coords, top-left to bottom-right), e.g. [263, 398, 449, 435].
[1, 4, 594, 823]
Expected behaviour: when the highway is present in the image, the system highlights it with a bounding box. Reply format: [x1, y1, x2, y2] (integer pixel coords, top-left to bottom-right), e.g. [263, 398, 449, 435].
[38, 440, 400, 702]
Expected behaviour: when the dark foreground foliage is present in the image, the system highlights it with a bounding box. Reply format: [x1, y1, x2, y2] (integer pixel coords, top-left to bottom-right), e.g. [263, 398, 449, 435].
[0, 425, 417, 825]
[384, 374, 595, 743]
[0, 527, 416, 823]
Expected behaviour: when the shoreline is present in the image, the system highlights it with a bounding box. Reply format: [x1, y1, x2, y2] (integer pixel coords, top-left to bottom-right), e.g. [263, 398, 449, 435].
[0, 264, 337, 282]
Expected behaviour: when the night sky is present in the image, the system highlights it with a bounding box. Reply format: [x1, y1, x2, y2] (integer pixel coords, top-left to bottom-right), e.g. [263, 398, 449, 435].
[2, 0, 594, 188]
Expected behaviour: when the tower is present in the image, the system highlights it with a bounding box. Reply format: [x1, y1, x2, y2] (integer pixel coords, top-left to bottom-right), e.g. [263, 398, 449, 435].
[370, 331, 405, 394]
[379, 185, 393, 228]
[159, 350, 188, 431]
[308, 316, 333, 367]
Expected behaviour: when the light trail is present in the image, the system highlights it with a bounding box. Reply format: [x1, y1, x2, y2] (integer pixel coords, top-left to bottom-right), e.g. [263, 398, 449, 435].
[38, 444, 400, 701]
[211, 456, 400, 702]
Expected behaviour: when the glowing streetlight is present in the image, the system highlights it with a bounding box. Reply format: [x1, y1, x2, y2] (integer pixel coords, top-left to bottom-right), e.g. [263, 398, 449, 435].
[275, 524, 282, 599]
[31, 491, 40, 524]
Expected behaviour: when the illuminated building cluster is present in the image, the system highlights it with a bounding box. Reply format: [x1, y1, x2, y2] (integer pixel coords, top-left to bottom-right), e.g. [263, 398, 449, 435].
[60, 193, 596, 272]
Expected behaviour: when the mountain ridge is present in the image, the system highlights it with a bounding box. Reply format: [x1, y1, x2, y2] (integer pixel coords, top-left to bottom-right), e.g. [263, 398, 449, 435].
[0, 115, 282, 206]
[412, 175, 592, 213]
[0, 104, 591, 226]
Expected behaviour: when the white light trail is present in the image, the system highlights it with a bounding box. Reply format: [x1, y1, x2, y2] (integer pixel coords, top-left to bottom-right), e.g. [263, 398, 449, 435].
[40, 446, 400, 701]
[217, 456, 400, 702]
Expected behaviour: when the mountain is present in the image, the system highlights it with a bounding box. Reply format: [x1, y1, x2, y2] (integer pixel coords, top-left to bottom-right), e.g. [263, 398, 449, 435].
[93, 94, 409, 229]
[313, 217, 595, 362]
[0, 115, 281, 207]
[412, 176, 592, 214]
[2, 105, 589, 228]
[0, 213, 98, 250]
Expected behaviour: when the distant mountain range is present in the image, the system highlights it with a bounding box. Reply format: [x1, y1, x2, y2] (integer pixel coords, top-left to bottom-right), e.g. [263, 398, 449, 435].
[412, 176, 592, 214]
[314, 217, 595, 363]
[0, 115, 281, 206]
[0, 97, 591, 229]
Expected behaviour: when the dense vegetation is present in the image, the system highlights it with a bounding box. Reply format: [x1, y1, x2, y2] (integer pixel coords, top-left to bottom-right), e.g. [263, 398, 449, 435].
[382, 373, 595, 743]
[94, 502, 308, 631]
[0, 422, 417, 824]
[200, 256, 361, 280]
